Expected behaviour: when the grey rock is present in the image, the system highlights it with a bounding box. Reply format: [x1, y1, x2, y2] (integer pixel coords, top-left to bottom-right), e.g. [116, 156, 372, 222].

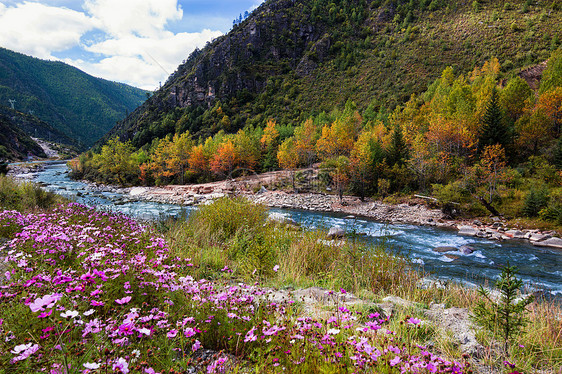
[505, 230, 526, 239]
[433, 246, 458, 253]
[532, 237, 562, 249]
[459, 245, 475, 255]
[257, 185, 267, 194]
[327, 226, 345, 239]
[458, 226, 478, 236]
[529, 233, 551, 242]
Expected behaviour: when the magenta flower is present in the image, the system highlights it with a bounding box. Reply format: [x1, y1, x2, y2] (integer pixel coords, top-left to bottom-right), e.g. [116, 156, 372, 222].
[192, 340, 201, 351]
[115, 296, 132, 305]
[113, 357, 129, 374]
[273, 265, 279, 272]
[244, 327, 257, 342]
[407, 317, 421, 325]
[184, 327, 196, 338]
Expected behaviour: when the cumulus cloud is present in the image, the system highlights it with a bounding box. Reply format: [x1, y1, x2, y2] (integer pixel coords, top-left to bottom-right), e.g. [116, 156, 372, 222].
[0, 1, 94, 59]
[73, 28, 221, 89]
[83, 0, 183, 37]
[0, 0, 224, 88]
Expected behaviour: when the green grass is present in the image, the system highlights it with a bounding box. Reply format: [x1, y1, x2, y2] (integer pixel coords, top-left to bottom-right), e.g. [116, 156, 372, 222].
[0, 175, 65, 213]
[160, 197, 562, 373]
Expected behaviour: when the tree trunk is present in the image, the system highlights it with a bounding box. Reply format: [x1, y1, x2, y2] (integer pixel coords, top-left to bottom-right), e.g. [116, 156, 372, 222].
[474, 194, 501, 216]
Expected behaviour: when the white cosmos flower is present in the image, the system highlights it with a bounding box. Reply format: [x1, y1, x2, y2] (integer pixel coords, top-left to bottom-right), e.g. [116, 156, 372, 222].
[327, 328, 341, 335]
[83, 362, 101, 369]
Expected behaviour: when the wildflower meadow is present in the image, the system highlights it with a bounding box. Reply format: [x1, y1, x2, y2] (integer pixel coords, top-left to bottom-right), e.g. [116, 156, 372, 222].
[0, 203, 467, 373]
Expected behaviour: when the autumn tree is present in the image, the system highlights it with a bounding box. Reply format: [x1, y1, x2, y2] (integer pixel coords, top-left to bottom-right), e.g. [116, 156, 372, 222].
[350, 130, 379, 200]
[188, 144, 209, 178]
[536, 86, 562, 137]
[294, 118, 319, 167]
[234, 129, 260, 172]
[316, 110, 362, 160]
[210, 140, 239, 178]
[93, 137, 138, 185]
[277, 137, 299, 190]
[261, 119, 280, 171]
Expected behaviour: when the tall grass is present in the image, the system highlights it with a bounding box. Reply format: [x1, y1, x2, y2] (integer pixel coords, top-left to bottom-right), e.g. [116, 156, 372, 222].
[0, 175, 63, 212]
[164, 197, 421, 295]
[162, 197, 562, 373]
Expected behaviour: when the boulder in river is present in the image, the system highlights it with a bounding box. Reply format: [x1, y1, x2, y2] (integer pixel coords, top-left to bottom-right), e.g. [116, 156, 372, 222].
[433, 246, 458, 253]
[532, 237, 562, 249]
[327, 226, 345, 239]
[458, 226, 478, 236]
[459, 245, 475, 255]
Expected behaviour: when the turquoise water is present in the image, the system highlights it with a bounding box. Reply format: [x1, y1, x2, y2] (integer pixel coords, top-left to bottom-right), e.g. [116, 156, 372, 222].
[33, 162, 562, 297]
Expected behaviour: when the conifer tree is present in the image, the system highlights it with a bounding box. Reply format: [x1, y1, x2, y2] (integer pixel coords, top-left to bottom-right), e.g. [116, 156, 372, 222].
[479, 87, 509, 153]
[388, 123, 409, 166]
[473, 265, 534, 353]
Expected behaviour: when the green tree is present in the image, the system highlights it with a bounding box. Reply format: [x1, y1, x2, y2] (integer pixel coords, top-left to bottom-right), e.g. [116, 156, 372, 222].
[479, 87, 509, 153]
[473, 265, 534, 352]
[388, 123, 409, 166]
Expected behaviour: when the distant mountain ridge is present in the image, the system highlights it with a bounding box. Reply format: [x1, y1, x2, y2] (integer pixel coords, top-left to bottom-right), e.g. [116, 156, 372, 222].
[102, 0, 562, 149]
[0, 47, 147, 148]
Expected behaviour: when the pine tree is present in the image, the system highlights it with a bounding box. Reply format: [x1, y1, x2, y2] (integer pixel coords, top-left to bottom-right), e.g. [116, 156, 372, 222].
[473, 265, 534, 353]
[479, 87, 509, 152]
[388, 124, 409, 166]
[554, 137, 562, 170]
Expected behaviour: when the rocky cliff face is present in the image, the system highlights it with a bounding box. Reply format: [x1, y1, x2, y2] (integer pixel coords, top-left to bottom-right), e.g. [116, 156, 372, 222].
[101, 0, 562, 149]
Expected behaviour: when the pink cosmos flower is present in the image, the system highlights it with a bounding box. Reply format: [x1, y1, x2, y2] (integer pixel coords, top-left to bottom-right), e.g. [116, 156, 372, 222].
[192, 340, 201, 351]
[28, 293, 62, 312]
[244, 327, 257, 342]
[273, 265, 279, 272]
[11, 343, 40, 363]
[407, 317, 421, 325]
[113, 357, 129, 374]
[115, 296, 132, 305]
[184, 327, 196, 338]
[389, 356, 401, 367]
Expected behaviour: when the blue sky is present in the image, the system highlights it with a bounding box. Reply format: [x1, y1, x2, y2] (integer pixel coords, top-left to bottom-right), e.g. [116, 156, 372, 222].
[0, 0, 264, 89]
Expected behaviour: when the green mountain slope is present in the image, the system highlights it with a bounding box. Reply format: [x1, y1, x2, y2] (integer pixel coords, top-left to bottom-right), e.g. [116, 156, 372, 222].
[0, 47, 147, 148]
[102, 0, 561, 149]
[0, 111, 46, 161]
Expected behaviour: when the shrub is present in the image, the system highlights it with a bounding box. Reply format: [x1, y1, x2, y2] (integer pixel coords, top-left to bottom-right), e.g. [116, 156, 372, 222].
[188, 196, 267, 242]
[523, 187, 549, 217]
[0, 175, 63, 212]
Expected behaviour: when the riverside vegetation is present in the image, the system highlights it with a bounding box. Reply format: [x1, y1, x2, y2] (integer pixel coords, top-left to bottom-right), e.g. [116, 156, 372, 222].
[71, 51, 562, 232]
[0, 184, 561, 373]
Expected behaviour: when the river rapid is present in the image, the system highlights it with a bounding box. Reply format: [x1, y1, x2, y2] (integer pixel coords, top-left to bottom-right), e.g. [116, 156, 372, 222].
[31, 162, 562, 298]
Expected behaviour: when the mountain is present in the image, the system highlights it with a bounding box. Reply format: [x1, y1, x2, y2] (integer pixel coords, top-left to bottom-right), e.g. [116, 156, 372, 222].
[0, 47, 147, 148]
[102, 0, 561, 149]
[0, 110, 46, 161]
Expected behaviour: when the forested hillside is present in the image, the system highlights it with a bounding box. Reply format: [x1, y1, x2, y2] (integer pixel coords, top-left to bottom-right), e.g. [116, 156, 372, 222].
[100, 0, 561, 147]
[74, 0, 562, 225]
[0, 110, 46, 161]
[0, 47, 147, 147]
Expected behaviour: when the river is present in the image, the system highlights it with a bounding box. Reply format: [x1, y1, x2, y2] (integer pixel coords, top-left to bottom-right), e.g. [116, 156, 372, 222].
[30, 162, 562, 298]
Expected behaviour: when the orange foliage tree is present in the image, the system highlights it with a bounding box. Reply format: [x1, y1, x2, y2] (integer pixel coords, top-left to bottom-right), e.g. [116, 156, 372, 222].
[210, 140, 239, 177]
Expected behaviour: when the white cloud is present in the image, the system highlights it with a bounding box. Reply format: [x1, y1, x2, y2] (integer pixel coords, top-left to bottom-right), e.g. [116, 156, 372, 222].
[83, 0, 183, 38]
[0, 1, 94, 59]
[0, 0, 224, 88]
[75, 28, 222, 89]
